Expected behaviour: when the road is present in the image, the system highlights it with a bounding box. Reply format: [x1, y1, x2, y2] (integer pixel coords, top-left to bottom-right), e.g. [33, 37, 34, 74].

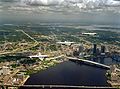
[16, 30, 38, 43]
[47, 55, 65, 60]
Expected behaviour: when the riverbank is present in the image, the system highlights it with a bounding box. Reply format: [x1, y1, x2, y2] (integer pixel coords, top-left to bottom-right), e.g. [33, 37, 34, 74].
[25, 55, 65, 75]
[21, 75, 30, 85]
[107, 80, 120, 87]
[106, 65, 120, 87]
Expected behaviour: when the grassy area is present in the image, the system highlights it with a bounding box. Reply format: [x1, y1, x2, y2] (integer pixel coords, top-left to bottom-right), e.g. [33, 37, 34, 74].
[25, 59, 62, 75]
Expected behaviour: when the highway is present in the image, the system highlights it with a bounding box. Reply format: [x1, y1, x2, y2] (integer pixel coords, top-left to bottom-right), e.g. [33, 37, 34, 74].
[48, 55, 65, 60]
[67, 57, 110, 69]
[16, 30, 38, 43]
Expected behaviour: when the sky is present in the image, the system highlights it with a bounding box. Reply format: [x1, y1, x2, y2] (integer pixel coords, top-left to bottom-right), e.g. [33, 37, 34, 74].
[1, 0, 120, 25]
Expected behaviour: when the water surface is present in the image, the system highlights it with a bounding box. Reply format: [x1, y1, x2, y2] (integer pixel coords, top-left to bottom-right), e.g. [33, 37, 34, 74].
[25, 61, 109, 86]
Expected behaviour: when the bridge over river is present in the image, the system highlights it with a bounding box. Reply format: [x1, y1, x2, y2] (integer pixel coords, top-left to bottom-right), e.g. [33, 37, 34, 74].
[67, 57, 110, 69]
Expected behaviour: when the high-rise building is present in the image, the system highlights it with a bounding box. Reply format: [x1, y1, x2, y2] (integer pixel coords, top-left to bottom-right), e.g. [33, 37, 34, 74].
[93, 44, 97, 55]
[78, 44, 84, 58]
[101, 46, 105, 53]
[78, 44, 84, 53]
[106, 46, 109, 53]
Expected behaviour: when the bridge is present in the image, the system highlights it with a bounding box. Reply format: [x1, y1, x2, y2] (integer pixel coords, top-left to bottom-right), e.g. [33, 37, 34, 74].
[48, 55, 65, 60]
[67, 57, 110, 69]
[0, 84, 115, 89]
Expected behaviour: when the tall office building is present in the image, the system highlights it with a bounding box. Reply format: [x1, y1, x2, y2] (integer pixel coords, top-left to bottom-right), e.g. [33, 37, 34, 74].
[106, 46, 109, 53]
[101, 46, 105, 53]
[79, 44, 84, 53]
[79, 44, 84, 58]
[93, 44, 97, 55]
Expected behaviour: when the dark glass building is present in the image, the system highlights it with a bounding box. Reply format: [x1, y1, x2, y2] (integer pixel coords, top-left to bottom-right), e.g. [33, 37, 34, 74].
[101, 46, 105, 53]
[93, 44, 97, 55]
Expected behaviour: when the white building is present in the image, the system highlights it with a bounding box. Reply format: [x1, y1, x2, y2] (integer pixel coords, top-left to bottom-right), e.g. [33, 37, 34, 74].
[82, 33, 97, 36]
[0, 66, 10, 75]
[0, 69, 3, 75]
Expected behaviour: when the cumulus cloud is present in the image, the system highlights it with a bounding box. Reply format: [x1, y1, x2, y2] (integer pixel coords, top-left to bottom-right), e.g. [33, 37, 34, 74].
[20, 0, 64, 6]
[1, 0, 120, 13]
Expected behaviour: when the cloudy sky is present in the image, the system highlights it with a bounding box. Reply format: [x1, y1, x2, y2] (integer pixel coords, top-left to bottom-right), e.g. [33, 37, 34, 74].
[1, 0, 120, 24]
[1, 0, 120, 13]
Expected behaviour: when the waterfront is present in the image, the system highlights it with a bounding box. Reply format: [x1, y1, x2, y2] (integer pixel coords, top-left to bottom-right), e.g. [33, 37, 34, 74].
[25, 60, 109, 86]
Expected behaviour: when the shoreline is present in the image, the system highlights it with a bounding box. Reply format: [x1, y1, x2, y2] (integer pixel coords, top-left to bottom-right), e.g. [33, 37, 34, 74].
[21, 75, 30, 85]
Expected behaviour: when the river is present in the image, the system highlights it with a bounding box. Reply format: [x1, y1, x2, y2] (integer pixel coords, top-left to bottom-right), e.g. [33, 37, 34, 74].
[25, 58, 114, 87]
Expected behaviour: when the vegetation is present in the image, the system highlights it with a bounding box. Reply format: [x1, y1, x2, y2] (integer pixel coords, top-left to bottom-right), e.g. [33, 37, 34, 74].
[106, 71, 111, 80]
[0, 56, 28, 62]
[20, 59, 36, 64]
[0, 24, 120, 46]
[11, 64, 20, 68]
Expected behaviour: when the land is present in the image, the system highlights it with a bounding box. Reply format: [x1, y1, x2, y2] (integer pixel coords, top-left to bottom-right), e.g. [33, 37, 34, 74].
[0, 23, 120, 87]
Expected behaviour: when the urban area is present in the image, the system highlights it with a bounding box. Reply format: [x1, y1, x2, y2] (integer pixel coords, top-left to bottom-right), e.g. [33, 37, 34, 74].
[0, 23, 120, 88]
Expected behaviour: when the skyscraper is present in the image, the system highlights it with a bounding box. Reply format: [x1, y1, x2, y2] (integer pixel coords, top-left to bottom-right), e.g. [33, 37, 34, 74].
[101, 46, 105, 53]
[79, 44, 84, 58]
[79, 44, 84, 53]
[93, 44, 97, 55]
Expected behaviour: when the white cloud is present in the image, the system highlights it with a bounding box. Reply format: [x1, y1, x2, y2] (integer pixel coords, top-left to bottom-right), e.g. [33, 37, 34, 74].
[1, 0, 120, 13]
